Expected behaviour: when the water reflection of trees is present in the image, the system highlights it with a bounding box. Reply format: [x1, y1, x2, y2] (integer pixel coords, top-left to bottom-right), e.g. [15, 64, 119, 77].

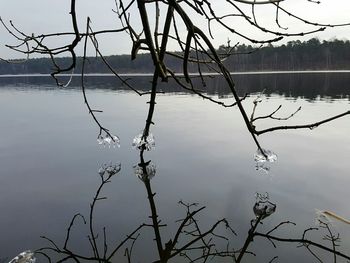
[1, 73, 350, 101]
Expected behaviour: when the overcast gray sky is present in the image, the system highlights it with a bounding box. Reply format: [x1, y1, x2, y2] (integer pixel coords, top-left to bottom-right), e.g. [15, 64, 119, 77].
[1, 0, 350, 59]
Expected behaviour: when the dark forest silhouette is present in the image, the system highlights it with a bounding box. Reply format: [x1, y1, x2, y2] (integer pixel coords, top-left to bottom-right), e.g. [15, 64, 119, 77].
[1, 38, 350, 75]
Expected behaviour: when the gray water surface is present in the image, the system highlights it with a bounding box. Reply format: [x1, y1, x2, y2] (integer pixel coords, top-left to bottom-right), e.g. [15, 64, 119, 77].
[0, 74, 349, 262]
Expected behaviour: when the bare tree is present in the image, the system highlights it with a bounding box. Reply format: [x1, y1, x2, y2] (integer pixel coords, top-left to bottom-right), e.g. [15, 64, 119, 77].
[2, 0, 349, 152]
[2, 0, 350, 262]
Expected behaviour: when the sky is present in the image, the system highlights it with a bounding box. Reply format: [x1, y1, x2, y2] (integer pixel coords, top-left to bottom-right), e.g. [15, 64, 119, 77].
[0, 0, 350, 59]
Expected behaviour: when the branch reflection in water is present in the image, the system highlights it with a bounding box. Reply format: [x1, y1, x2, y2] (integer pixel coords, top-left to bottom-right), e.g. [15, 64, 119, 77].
[32, 159, 350, 263]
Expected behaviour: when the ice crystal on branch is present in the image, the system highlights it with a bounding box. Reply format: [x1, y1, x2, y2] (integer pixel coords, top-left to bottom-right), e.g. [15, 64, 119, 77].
[253, 193, 276, 221]
[134, 162, 156, 182]
[97, 133, 120, 148]
[8, 251, 36, 263]
[132, 132, 155, 151]
[254, 148, 277, 174]
[254, 148, 277, 163]
[98, 162, 121, 178]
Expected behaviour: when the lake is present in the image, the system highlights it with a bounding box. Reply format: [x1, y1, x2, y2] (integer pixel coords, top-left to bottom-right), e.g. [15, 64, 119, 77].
[0, 73, 349, 262]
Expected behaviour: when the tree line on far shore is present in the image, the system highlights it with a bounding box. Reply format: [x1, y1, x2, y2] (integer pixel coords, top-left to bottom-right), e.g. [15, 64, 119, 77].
[1, 38, 349, 75]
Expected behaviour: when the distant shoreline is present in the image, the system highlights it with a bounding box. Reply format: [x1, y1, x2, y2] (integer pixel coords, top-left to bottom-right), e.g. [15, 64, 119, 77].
[1, 70, 350, 78]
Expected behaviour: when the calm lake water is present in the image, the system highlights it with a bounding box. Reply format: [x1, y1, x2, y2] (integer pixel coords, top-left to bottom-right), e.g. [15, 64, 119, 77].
[0, 73, 350, 262]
